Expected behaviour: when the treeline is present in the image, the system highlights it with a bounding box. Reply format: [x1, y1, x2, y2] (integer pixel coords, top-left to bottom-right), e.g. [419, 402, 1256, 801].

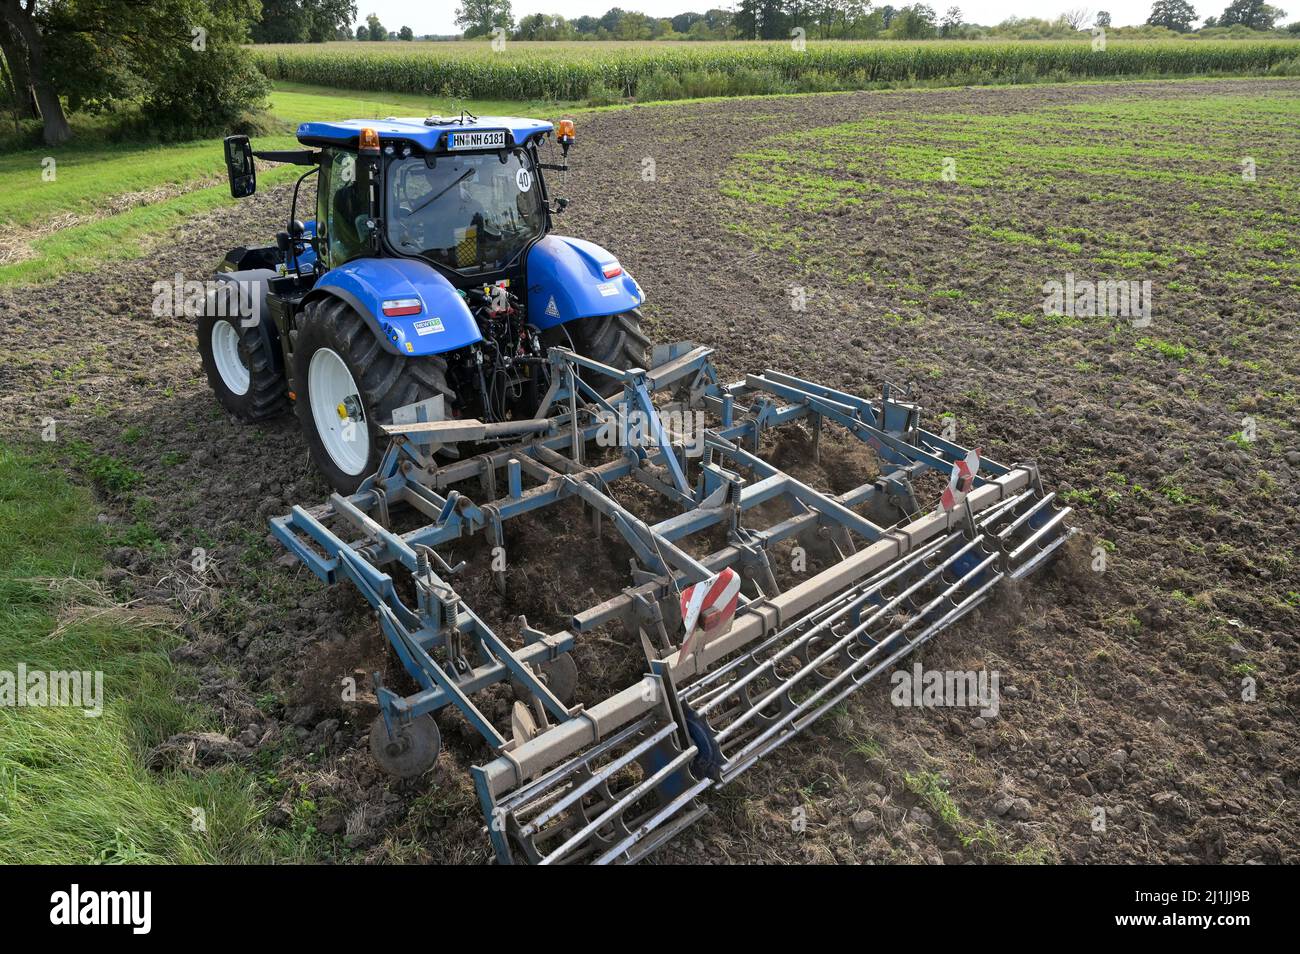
[257, 1, 1300, 44]
[441, 2, 1300, 43]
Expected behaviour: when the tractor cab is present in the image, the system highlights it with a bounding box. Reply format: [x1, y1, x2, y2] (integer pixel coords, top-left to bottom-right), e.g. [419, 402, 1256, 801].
[296, 114, 564, 285]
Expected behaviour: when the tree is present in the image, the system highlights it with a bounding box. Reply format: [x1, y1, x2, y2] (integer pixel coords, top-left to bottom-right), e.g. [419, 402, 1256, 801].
[671, 11, 703, 33]
[251, 0, 308, 42]
[355, 23, 366, 39]
[616, 10, 650, 38]
[307, 0, 357, 42]
[252, 0, 356, 43]
[1061, 7, 1091, 29]
[734, 0, 760, 38]
[893, 3, 938, 37]
[365, 12, 385, 40]
[1218, 0, 1283, 28]
[1, 0, 71, 142]
[515, 12, 572, 40]
[398, 24, 413, 40]
[1147, 0, 1197, 31]
[143, 0, 269, 139]
[1095, 10, 1111, 26]
[1, 0, 267, 146]
[598, 7, 625, 34]
[0, 16, 38, 119]
[456, 0, 513, 38]
[757, 0, 786, 38]
[940, 5, 962, 35]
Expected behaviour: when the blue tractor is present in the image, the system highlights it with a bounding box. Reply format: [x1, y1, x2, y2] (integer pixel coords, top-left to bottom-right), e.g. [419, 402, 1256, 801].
[199, 114, 648, 491]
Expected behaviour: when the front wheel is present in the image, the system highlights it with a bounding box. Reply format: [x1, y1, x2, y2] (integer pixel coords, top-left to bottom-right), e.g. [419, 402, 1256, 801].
[294, 297, 454, 493]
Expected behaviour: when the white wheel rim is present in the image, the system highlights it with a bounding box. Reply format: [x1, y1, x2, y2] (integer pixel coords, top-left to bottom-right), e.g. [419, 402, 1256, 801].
[308, 347, 370, 476]
[211, 320, 250, 396]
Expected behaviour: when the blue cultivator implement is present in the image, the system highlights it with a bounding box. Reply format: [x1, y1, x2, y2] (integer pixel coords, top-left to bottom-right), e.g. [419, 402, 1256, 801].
[272, 342, 1076, 864]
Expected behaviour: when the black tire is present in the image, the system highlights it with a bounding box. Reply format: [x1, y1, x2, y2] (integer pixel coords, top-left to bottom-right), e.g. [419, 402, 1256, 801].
[196, 309, 287, 422]
[550, 308, 651, 396]
[294, 296, 455, 494]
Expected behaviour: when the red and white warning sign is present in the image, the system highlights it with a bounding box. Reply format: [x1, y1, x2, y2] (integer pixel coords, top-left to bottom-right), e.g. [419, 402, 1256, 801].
[938, 448, 981, 513]
[679, 567, 741, 659]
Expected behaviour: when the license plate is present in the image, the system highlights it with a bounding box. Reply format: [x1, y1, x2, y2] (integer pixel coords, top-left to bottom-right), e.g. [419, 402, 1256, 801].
[447, 129, 506, 151]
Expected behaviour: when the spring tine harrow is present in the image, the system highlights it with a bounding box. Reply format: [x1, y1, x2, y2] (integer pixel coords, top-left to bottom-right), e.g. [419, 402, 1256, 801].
[273, 342, 1077, 864]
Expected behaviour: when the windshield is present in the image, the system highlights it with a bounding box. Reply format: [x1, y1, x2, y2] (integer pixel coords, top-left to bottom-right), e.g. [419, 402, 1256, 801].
[385, 149, 544, 275]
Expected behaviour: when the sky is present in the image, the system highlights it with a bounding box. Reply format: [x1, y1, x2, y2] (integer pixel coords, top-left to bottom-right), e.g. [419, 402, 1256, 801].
[358, 2, 1300, 36]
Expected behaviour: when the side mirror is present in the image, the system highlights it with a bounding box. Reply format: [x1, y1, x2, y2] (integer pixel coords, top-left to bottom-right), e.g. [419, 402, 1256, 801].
[224, 135, 256, 198]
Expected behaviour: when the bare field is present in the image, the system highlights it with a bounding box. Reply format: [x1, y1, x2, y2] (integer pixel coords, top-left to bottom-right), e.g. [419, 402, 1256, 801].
[3, 78, 1297, 864]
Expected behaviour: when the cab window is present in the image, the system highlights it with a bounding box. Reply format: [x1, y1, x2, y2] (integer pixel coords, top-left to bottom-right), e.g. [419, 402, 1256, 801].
[386, 149, 544, 275]
[318, 149, 371, 267]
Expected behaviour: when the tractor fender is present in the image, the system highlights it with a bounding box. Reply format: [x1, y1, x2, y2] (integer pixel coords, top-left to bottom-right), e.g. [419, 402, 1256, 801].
[526, 235, 644, 331]
[212, 268, 282, 373]
[305, 257, 481, 356]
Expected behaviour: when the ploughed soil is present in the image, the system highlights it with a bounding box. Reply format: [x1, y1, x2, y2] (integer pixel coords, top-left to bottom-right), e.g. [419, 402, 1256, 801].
[3, 78, 1297, 864]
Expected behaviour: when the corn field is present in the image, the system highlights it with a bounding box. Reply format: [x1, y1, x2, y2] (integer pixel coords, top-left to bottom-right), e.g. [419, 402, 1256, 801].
[250, 40, 1300, 102]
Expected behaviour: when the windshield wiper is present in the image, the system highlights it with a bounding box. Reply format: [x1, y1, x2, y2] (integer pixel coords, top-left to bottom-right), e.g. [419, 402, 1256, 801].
[405, 169, 473, 218]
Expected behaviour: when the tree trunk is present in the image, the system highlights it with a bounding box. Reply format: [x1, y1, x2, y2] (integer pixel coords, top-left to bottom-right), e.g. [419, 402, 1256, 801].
[31, 77, 67, 143]
[1, 0, 69, 144]
[0, 20, 37, 119]
[0, 58, 17, 132]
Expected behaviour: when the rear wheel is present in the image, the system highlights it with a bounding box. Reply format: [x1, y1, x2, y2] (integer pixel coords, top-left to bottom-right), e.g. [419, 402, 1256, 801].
[294, 297, 455, 493]
[550, 308, 651, 396]
[197, 308, 287, 422]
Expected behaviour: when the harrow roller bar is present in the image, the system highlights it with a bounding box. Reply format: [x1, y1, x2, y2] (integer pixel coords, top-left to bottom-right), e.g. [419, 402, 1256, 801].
[539, 743, 700, 865]
[721, 565, 1006, 783]
[591, 778, 714, 865]
[679, 531, 955, 713]
[519, 721, 680, 838]
[690, 538, 943, 715]
[710, 535, 991, 746]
